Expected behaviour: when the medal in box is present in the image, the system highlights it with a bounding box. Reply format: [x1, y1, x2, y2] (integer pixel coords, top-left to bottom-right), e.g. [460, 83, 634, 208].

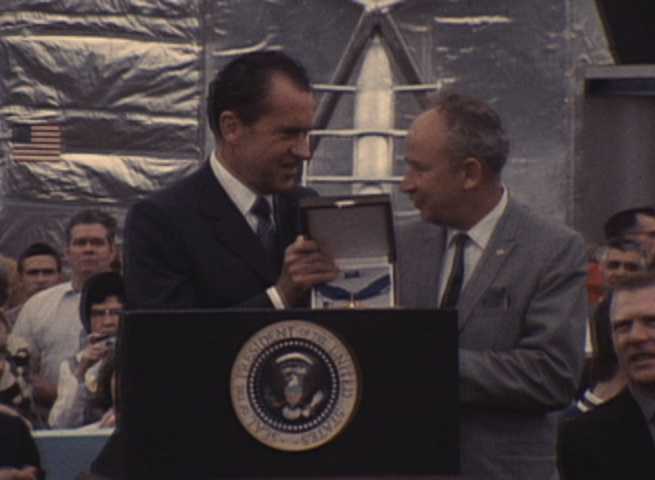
[299, 194, 397, 308]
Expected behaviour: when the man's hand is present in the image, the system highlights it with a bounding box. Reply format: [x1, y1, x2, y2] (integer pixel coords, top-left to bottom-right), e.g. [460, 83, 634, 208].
[276, 236, 339, 307]
[77, 335, 111, 378]
[31, 376, 57, 408]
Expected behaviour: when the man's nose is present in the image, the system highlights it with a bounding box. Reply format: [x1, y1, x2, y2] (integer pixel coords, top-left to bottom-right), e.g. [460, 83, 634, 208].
[626, 321, 651, 342]
[102, 313, 120, 326]
[104, 316, 118, 327]
[291, 134, 312, 161]
[400, 174, 413, 193]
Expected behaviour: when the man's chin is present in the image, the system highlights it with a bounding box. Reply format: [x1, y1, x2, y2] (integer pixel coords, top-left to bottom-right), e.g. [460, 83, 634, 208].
[419, 208, 441, 225]
[79, 266, 109, 279]
[273, 178, 300, 193]
[627, 361, 655, 385]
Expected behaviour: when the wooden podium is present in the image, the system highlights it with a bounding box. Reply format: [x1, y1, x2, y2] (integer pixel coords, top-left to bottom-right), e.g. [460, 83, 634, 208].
[119, 308, 459, 478]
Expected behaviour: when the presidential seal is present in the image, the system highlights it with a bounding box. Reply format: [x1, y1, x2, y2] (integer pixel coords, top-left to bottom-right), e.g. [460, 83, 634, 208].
[230, 320, 360, 452]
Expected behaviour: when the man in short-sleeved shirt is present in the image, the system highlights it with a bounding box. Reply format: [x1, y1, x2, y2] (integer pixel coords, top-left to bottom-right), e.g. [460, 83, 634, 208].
[13, 209, 116, 411]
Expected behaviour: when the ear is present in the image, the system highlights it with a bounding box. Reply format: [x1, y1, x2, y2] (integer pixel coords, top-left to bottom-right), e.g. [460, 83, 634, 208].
[461, 157, 484, 190]
[219, 110, 242, 144]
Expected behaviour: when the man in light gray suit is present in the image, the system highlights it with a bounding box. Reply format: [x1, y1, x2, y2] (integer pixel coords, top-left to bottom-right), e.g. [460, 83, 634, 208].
[397, 93, 588, 479]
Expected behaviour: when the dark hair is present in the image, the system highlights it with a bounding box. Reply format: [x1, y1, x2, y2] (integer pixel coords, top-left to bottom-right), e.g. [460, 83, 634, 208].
[79, 271, 125, 334]
[604, 206, 655, 241]
[606, 238, 642, 251]
[17, 242, 62, 274]
[66, 209, 117, 245]
[206, 50, 312, 139]
[601, 238, 646, 265]
[431, 92, 510, 174]
[589, 297, 618, 382]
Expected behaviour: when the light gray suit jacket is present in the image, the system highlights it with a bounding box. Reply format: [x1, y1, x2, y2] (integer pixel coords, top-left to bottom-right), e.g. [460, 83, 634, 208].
[397, 198, 588, 480]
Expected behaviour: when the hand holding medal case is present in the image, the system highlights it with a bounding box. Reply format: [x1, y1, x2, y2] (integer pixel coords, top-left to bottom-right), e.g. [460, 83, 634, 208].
[299, 193, 397, 308]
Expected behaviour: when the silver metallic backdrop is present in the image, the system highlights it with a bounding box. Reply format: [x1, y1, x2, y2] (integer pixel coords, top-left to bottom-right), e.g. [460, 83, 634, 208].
[0, 0, 611, 258]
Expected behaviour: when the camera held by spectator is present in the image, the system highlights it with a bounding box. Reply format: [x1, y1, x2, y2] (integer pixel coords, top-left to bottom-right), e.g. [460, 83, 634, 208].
[49, 272, 124, 429]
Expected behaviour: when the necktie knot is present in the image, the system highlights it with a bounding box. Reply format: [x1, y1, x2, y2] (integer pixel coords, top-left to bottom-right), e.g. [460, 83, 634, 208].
[251, 196, 271, 223]
[452, 232, 468, 248]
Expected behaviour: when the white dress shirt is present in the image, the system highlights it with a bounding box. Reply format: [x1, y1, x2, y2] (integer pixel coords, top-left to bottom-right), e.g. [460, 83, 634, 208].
[210, 150, 274, 233]
[209, 151, 285, 308]
[438, 188, 509, 304]
[12, 281, 83, 385]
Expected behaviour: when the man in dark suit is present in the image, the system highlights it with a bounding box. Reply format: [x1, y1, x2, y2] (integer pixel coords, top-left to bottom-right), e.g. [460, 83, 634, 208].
[558, 277, 655, 479]
[100, 52, 340, 480]
[0, 405, 42, 479]
[396, 93, 587, 479]
[124, 51, 338, 309]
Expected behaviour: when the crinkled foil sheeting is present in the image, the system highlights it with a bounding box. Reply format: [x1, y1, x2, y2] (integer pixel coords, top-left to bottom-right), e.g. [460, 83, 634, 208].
[0, 0, 204, 256]
[1, 0, 610, 257]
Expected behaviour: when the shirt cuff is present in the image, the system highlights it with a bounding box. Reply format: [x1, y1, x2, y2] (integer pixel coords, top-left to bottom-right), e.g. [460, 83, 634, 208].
[266, 286, 286, 310]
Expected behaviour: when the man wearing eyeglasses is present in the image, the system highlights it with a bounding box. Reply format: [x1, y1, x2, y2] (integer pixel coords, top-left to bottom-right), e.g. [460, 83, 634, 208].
[12, 209, 117, 417]
[49, 271, 123, 429]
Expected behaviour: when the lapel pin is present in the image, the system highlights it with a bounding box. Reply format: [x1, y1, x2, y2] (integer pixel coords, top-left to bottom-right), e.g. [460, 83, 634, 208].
[496, 248, 507, 256]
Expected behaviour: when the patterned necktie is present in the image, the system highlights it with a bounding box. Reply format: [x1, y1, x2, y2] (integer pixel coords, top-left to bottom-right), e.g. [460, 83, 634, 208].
[251, 196, 276, 258]
[440, 233, 468, 309]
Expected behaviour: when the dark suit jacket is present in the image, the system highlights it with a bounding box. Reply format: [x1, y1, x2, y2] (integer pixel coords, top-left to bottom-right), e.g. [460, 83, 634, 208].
[123, 162, 313, 309]
[558, 388, 655, 479]
[0, 411, 42, 474]
[397, 197, 588, 480]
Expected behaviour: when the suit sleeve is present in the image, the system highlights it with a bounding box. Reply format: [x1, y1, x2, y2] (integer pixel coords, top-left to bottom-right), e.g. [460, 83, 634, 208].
[458, 231, 588, 410]
[0, 411, 42, 472]
[124, 199, 273, 309]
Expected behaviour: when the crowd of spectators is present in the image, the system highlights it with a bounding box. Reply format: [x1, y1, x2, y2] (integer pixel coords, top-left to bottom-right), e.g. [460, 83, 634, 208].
[0, 208, 120, 435]
[2, 204, 654, 476]
[556, 207, 655, 477]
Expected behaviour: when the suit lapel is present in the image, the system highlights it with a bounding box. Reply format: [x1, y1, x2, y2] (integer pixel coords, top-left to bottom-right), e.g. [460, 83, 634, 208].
[457, 200, 519, 331]
[411, 223, 446, 308]
[195, 163, 275, 283]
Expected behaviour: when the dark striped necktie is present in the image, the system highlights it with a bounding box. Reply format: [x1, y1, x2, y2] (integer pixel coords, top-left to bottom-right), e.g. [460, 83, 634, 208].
[251, 196, 276, 258]
[440, 233, 468, 309]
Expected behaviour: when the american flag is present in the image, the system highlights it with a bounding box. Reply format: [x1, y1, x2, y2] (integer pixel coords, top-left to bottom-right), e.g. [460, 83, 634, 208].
[10, 124, 63, 162]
